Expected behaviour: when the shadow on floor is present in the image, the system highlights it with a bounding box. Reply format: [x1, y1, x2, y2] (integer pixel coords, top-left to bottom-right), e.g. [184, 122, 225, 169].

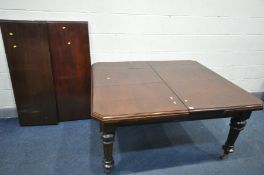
[88, 120, 223, 174]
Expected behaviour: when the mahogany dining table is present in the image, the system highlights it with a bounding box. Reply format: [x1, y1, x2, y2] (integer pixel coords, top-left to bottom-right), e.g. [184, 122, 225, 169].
[91, 60, 263, 173]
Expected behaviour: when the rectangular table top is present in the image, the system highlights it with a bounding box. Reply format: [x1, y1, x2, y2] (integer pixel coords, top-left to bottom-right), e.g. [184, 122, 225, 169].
[91, 60, 263, 123]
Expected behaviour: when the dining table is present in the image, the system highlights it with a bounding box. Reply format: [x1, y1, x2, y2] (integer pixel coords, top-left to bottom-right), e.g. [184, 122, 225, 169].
[91, 60, 263, 173]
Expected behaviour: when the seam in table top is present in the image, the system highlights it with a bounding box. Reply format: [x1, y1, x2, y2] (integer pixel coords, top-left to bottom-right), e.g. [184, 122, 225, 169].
[147, 62, 190, 112]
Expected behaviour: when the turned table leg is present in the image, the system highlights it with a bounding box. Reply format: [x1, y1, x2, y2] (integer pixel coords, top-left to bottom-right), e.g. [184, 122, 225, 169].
[100, 123, 116, 173]
[220, 111, 251, 159]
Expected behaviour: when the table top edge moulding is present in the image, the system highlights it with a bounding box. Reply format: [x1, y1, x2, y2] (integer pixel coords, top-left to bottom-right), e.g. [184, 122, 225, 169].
[91, 60, 263, 173]
[91, 60, 263, 124]
[149, 60, 263, 112]
[91, 61, 190, 123]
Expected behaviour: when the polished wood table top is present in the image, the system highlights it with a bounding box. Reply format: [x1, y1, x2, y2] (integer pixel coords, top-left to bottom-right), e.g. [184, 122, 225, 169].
[91, 60, 263, 173]
[91, 60, 263, 123]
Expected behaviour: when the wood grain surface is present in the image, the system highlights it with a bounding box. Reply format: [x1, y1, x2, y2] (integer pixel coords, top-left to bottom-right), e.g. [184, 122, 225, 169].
[150, 61, 263, 112]
[92, 62, 188, 122]
[48, 22, 91, 121]
[92, 61, 263, 123]
[1, 21, 58, 125]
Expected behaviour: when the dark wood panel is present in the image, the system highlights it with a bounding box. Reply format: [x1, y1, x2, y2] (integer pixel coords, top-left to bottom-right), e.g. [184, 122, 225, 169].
[92, 62, 189, 123]
[1, 21, 58, 125]
[48, 22, 91, 121]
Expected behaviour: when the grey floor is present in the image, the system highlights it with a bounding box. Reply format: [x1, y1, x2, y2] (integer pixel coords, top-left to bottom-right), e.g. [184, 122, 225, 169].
[0, 110, 263, 175]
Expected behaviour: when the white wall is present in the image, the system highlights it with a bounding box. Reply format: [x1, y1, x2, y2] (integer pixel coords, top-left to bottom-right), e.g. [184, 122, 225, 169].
[0, 0, 264, 109]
